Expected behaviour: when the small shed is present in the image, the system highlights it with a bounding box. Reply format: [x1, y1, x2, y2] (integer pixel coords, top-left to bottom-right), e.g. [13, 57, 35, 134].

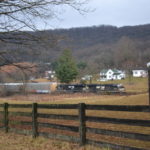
[132, 70, 147, 77]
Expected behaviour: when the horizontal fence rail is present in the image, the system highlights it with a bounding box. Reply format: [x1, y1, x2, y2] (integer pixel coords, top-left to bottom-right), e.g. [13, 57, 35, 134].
[9, 104, 32, 108]
[86, 116, 150, 127]
[9, 112, 32, 117]
[0, 111, 3, 114]
[38, 122, 78, 132]
[38, 113, 78, 120]
[86, 105, 150, 112]
[37, 104, 78, 109]
[9, 121, 32, 129]
[86, 127, 150, 141]
[0, 103, 149, 150]
[38, 132, 79, 143]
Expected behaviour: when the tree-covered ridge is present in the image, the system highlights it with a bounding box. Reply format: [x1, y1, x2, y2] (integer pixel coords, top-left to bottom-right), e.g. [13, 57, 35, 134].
[0, 24, 150, 73]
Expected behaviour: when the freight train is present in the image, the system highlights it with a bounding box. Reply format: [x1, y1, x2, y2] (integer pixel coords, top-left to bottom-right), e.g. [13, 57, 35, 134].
[0, 82, 125, 95]
[56, 84, 125, 93]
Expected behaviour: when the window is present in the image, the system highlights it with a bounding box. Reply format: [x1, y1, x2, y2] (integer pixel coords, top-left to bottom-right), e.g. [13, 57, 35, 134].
[134, 71, 137, 74]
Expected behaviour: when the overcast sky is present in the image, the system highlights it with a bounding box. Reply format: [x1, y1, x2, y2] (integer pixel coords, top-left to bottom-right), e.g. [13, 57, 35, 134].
[38, 0, 150, 29]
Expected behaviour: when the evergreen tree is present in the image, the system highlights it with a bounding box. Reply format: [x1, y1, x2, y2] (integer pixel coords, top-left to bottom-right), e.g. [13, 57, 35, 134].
[56, 49, 78, 83]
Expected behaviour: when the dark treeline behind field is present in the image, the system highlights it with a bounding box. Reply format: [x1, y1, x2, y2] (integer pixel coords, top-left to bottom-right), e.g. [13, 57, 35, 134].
[0, 24, 150, 74]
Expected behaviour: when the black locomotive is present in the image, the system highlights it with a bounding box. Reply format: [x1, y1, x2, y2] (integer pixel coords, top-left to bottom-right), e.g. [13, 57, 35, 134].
[57, 84, 125, 93]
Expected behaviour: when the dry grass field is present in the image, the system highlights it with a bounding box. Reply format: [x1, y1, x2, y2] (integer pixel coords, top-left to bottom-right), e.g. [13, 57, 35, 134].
[0, 131, 108, 150]
[0, 77, 148, 104]
[0, 92, 149, 105]
[0, 77, 149, 150]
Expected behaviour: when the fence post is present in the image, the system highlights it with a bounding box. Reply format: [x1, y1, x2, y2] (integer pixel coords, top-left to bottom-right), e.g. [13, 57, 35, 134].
[79, 103, 86, 146]
[4, 103, 8, 133]
[32, 103, 38, 138]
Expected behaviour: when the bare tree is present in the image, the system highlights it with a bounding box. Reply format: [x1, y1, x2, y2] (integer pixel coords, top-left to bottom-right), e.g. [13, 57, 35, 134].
[0, 0, 89, 85]
[0, 0, 88, 63]
[0, 0, 88, 32]
[0, 0, 89, 45]
[0, 0, 89, 52]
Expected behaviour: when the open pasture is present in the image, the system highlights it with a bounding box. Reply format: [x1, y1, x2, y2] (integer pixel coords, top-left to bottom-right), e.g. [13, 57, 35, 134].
[0, 93, 150, 149]
[0, 131, 107, 150]
[0, 77, 149, 150]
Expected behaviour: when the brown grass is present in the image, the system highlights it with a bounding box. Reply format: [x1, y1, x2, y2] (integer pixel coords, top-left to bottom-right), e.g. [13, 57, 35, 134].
[0, 93, 149, 105]
[95, 77, 148, 92]
[0, 131, 107, 150]
[0, 78, 149, 150]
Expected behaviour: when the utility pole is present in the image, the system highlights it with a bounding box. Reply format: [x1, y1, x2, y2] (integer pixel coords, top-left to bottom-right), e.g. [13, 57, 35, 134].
[147, 62, 150, 106]
[148, 69, 150, 106]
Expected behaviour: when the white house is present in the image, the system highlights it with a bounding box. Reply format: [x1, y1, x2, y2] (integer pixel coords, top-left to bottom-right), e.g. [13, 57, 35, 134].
[132, 70, 147, 77]
[147, 62, 150, 68]
[45, 70, 55, 79]
[100, 69, 125, 81]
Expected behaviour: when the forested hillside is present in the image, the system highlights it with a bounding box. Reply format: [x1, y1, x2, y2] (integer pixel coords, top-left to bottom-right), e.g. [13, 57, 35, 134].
[0, 24, 150, 73]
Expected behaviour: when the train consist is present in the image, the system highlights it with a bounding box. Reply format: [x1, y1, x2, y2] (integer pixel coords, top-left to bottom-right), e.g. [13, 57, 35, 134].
[56, 84, 125, 94]
[0, 82, 57, 94]
[0, 82, 125, 95]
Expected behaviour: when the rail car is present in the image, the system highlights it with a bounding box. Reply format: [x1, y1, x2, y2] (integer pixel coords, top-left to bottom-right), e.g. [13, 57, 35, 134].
[56, 84, 125, 93]
[0, 82, 57, 94]
[56, 84, 87, 93]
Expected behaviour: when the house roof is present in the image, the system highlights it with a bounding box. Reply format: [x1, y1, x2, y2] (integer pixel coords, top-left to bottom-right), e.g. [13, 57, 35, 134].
[132, 70, 146, 71]
[100, 69, 109, 74]
[112, 69, 119, 73]
[100, 69, 120, 74]
[113, 72, 121, 75]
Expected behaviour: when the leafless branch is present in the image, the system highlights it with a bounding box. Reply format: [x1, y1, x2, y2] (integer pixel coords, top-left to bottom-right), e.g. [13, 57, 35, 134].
[0, 0, 89, 81]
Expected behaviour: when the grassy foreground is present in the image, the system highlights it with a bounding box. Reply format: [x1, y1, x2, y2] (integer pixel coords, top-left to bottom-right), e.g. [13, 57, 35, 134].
[0, 93, 150, 150]
[0, 77, 149, 150]
[0, 131, 107, 150]
[0, 93, 149, 105]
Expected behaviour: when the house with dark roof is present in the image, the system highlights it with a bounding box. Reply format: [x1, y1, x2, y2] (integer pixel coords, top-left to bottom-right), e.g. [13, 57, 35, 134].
[100, 69, 125, 81]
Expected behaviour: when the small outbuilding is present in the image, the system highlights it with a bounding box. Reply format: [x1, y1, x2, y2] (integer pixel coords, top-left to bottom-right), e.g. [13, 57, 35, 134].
[132, 70, 147, 77]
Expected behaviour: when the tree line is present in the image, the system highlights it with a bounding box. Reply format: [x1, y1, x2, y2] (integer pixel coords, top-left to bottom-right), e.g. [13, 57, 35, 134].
[0, 1, 150, 81]
[1, 25, 150, 72]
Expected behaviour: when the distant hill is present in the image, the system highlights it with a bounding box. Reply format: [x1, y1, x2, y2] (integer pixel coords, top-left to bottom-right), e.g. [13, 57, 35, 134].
[0, 24, 150, 73]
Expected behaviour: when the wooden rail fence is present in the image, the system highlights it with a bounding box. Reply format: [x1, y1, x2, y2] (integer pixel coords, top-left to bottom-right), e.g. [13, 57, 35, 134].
[0, 103, 150, 150]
